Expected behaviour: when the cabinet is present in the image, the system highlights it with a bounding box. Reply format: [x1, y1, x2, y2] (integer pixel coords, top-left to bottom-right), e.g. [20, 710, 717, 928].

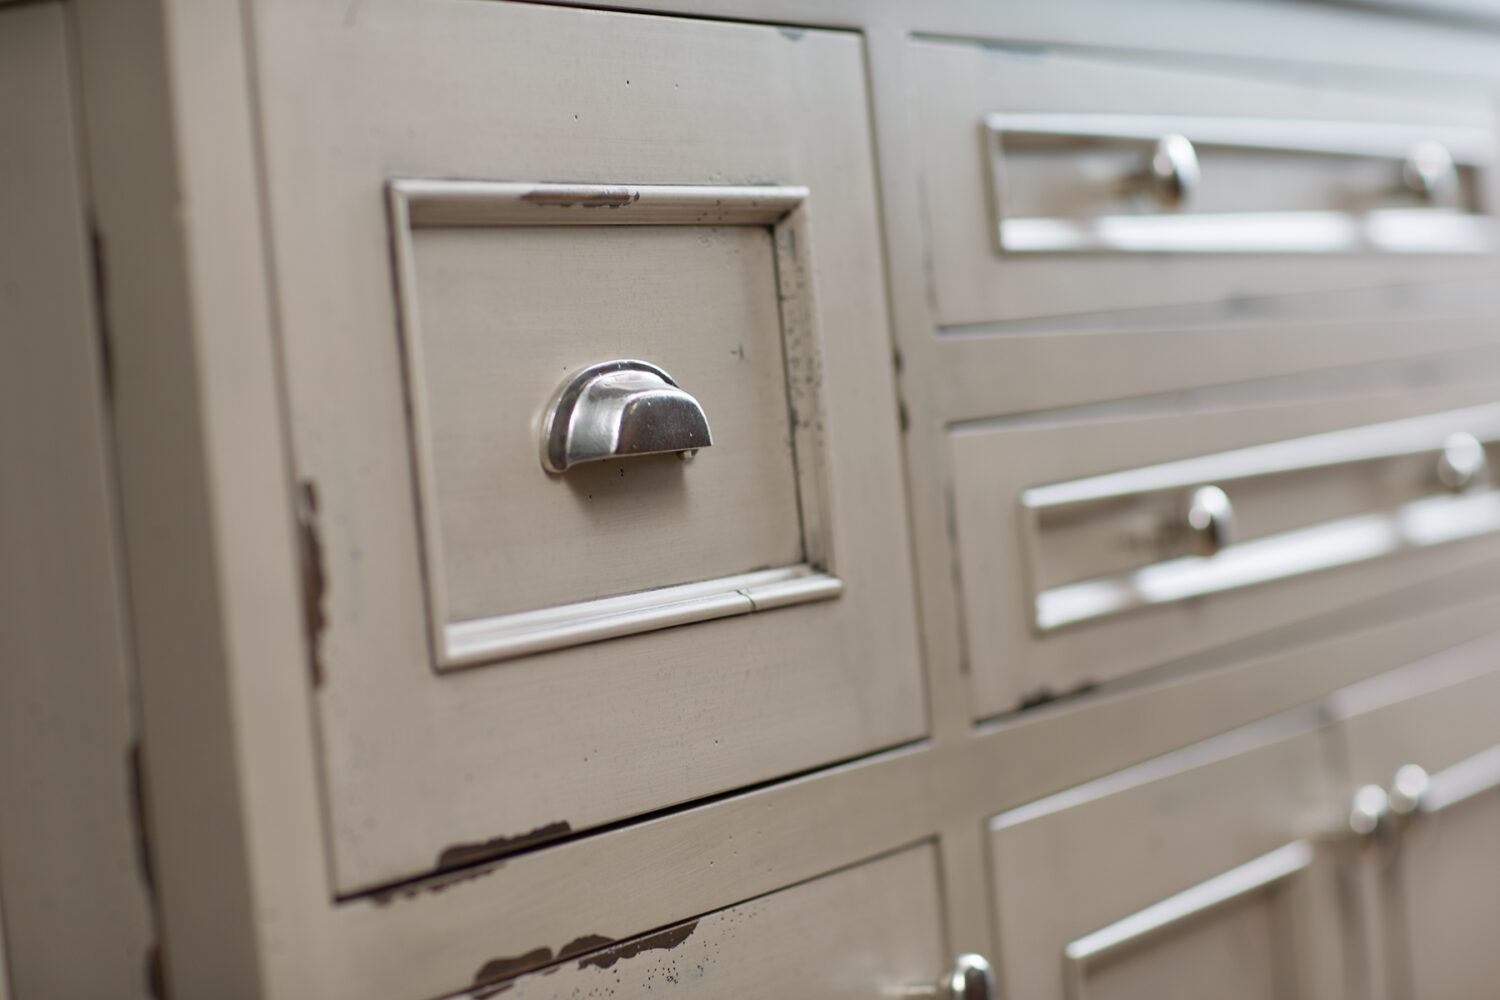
[5, 0, 1500, 998]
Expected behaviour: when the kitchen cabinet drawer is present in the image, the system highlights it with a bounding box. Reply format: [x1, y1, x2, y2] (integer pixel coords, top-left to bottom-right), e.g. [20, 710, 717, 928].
[466, 843, 947, 999]
[987, 716, 1344, 1000]
[910, 38, 1500, 328]
[1329, 633, 1500, 1000]
[252, 0, 923, 892]
[952, 370, 1500, 718]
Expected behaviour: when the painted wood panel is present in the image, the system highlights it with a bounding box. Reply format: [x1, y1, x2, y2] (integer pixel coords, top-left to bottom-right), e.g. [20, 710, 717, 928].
[251, 0, 924, 892]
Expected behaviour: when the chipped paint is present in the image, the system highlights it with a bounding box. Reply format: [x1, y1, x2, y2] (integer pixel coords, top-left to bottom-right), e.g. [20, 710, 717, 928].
[520, 186, 641, 209]
[557, 934, 615, 961]
[468, 934, 612, 996]
[1017, 679, 1099, 712]
[295, 480, 327, 689]
[437, 820, 572, 870]
[368, 857, 507, 907]
[576, 921, 698, 971]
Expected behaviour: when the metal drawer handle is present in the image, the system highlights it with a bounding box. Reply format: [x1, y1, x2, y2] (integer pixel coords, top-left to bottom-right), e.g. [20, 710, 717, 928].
[1402, 140, 1458, 201]
[1388, 743, 1500, 817]
[1438, 431, 1489, 492]
[540, 360, 713, 473]
[905, 954, 995, 1000]
[1184, 484, 1236, 556]
[1128, 133, 1200, 208]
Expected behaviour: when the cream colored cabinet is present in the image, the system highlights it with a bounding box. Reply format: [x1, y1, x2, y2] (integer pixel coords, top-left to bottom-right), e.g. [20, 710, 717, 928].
[13, 0, 1500, 998]
[1328, 632, 1500, 1000]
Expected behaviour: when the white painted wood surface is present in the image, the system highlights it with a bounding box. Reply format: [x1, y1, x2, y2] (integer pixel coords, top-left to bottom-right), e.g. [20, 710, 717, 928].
[0, 5, 155, 997]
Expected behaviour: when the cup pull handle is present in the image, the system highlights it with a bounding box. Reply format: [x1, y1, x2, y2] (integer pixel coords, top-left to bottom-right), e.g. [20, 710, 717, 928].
[540, 359, 713, 474]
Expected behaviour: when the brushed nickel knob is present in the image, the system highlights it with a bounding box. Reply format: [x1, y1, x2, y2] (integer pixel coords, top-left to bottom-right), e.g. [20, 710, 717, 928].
[1131, 133, 1200, 208]
[1349, 783, 1390, 836]
[1437, 431, 1487, 492]
[907, 954, 995, 1000]
[1402, 141, 1458, 202]
[1388, 764, 1430, 816]
[1184, 485, 1236, 557]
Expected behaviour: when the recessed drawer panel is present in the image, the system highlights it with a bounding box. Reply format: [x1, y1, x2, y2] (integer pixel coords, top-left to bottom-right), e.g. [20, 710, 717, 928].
[953, 370, 1500, 718]
[987, 720, 1344, 1000]
[911, 38, 1500, 327]
[391, 182, 838, 667]
[253, 0, 923, 892]
[471, 844, 947, 999]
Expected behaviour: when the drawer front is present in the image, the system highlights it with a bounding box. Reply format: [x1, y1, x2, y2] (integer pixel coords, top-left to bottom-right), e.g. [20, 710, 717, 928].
[987, 720, 1344, 1000]
[952, 370, 1500, 717]
[254, 0, 923, 892]
[472, 844, 947, 999]
[910, 38, 1500, 327]
[1330, 635, 1500, 1000]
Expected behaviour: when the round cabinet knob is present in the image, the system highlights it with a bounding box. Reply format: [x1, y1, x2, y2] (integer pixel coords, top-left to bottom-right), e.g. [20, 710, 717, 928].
[1349, 783, 1391, 836]
[1402, 140, 1458, 202]
[909, 954, 995, 1000]
[1184, 485, 1236, 557]
[1437, 431, 1488, 492]
[941, 954, 995, 1000]
[1144, 133, 1200, 207]
[1388, 763, 1430, 816]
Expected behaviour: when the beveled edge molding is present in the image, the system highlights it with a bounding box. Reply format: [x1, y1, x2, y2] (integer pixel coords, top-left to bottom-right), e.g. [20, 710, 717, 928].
[386, 180, 839, 670]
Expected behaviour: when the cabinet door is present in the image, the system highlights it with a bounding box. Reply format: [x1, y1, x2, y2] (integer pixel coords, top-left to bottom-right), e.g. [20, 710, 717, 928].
[987, 716, 1346, 1000]
[1330, 631, 1500, 1000]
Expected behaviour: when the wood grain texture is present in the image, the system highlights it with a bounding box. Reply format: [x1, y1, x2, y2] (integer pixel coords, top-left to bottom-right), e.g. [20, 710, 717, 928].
[0, 5, 155, 996]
